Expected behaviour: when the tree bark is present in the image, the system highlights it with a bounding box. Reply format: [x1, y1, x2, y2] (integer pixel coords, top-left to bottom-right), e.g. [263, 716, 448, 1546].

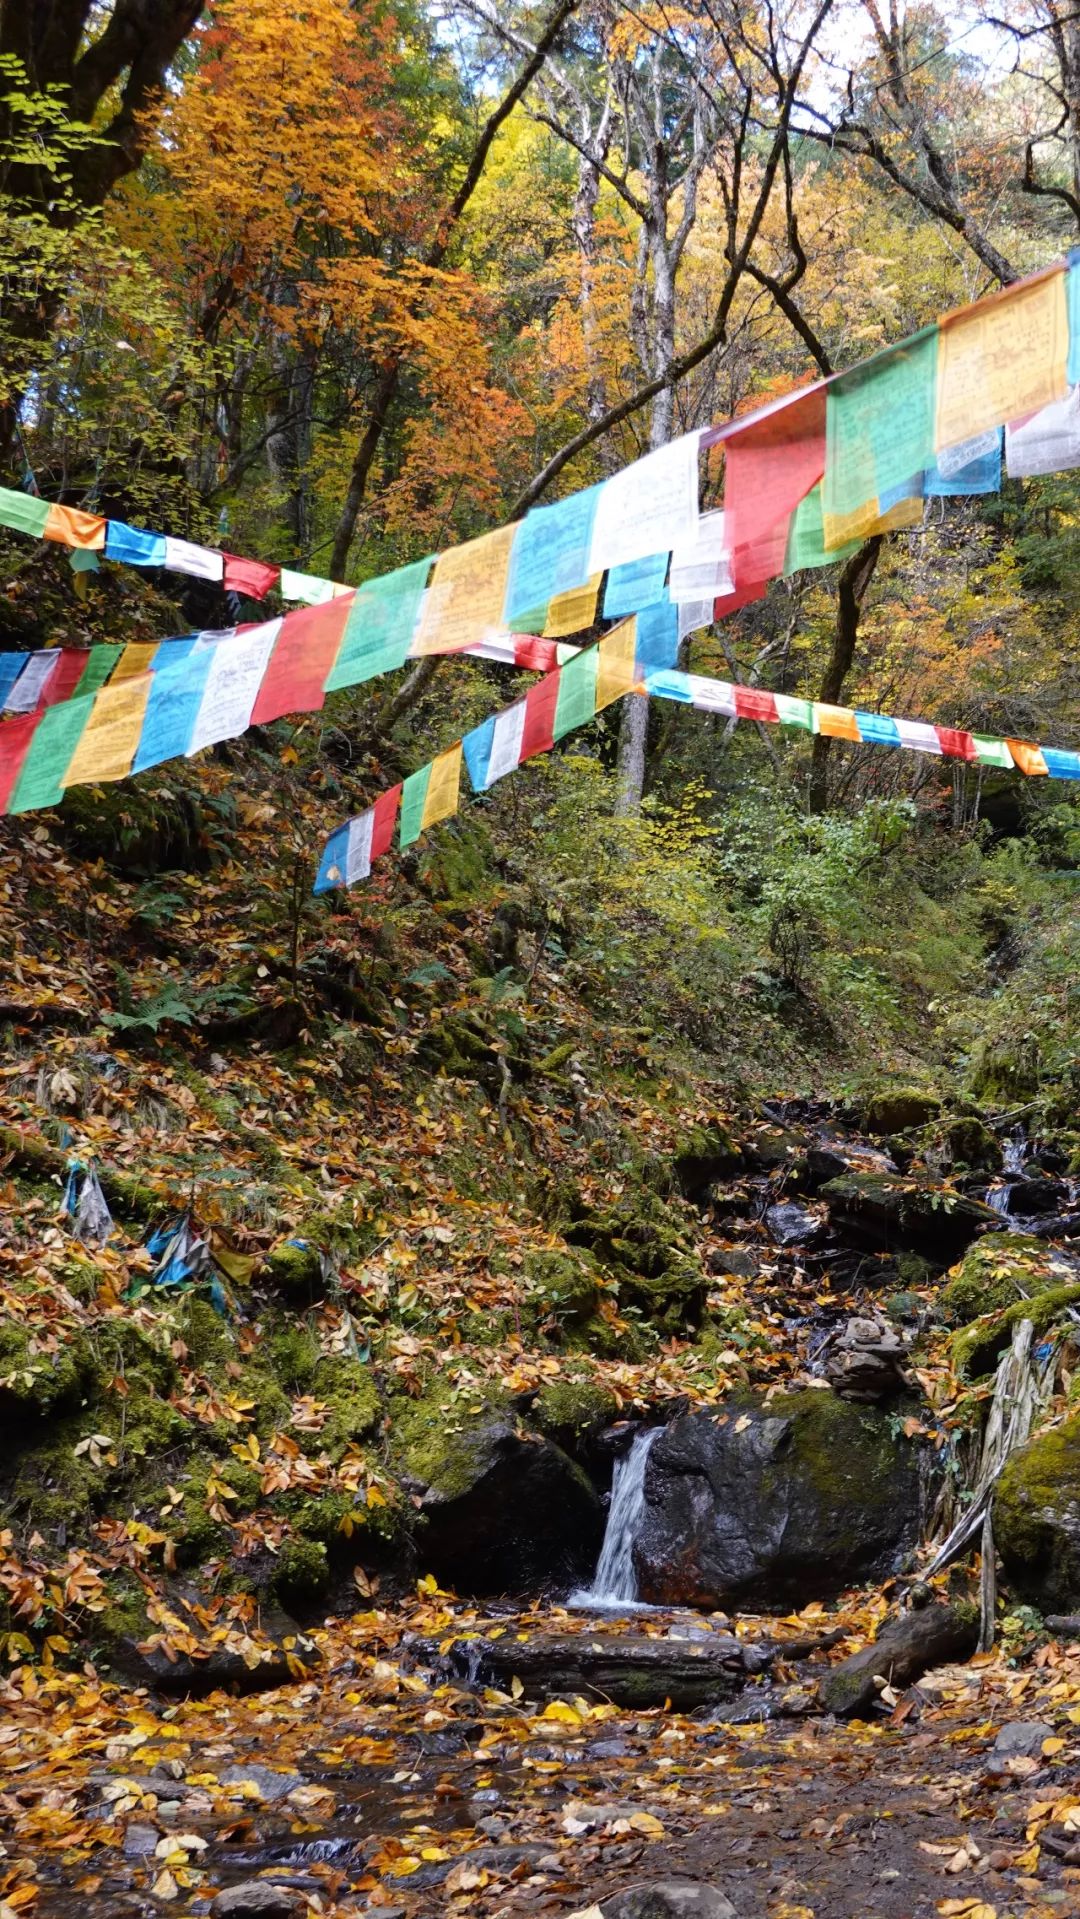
[807, 538, 882, 814]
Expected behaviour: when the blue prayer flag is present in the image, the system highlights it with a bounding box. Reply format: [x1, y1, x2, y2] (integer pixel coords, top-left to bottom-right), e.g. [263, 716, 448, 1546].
[105, 521, 167, 568]
[602, 552, 669, 618]
[462, 717, 495, 792]
[132, 644, 214, 773]
[503, 487, 602, 627]
[855, 711, 901, 747]
[634, 600, 679, 675]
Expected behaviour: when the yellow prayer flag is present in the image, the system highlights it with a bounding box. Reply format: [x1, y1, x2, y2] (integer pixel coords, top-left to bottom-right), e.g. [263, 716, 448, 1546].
[411, 525, 517, 656]
[936, 268, 1068, 450]
[420, 743, 462, 828]
[820, 490, 923, 554]
[111, 642, 158, 683]
[596, 618, 643, 711]
[814, 703, 861, 741]
[63, 674, 152, 787]
[1006, 738, 1049, 776]
[543, 573, 603, 639]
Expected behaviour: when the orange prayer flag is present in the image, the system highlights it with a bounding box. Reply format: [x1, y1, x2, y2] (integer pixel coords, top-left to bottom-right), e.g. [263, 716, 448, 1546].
[43, 503, 107, 551]
[814, 703, 861, 741]
[1006, 739, 1049, 776]
[596, 618, 643, 710]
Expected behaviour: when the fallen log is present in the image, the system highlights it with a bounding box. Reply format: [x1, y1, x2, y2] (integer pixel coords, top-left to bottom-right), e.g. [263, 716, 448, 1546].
[415, 1630, 766, 1710]
[818, 1602, 979, 1718]
[1045, 1614, 1080, 1637]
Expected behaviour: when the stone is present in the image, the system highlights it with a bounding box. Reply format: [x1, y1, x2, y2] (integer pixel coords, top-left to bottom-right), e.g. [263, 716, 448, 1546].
[673, 1119, 745, 1198]
[820, 1172, 998, 1260]
[765, 1202, 823, 1248]
[860, 1088, 942, 1134]
[430, 1629, 756, 1709]
[210, 1884, 298, 1919]
[818, 1602, 979, 1717]
[824, 1315, 909, 1402]
[995, 1413, 1080, 1610]
[220, 1765, 306, 1802]
[122, 1823, 160, 1858]
[634, 1391, 924, 1609]
[1006, 1177, 1070, 1217]
[397, 1411, 603, 1594]
[601, 1882, 737, 1919]
[993, 1720, 1055, 1758]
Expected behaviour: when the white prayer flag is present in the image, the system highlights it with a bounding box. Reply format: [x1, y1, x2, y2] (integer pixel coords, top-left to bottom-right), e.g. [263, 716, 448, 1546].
[587, 432, 701, 575]
[1005, 386, 1080, 478]
[163, 537, 225, 582]
[187, 620, 281, 755]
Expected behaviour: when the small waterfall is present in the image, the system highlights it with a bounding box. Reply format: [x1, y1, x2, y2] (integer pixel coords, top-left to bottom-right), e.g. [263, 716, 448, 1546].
[987, 1184, 1012, 1215]
[1003, 1129, 1027, 1175]
[570, 1428, 658, 1608]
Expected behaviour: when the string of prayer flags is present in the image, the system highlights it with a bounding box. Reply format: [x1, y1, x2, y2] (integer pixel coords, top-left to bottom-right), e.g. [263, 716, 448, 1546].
[936, 265, 1069, 451]
[314, 783, 401, 893]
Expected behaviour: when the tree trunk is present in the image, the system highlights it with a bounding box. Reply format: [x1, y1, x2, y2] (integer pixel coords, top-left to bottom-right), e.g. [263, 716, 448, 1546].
[807, 537, 882, 814]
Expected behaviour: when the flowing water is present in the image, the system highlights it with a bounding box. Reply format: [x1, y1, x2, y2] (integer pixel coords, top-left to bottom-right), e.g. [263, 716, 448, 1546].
[569, 1426, 658, 1608]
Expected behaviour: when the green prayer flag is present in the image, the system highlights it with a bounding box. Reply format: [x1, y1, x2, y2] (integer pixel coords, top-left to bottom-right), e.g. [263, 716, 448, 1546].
[773, 693, 814, 732]
[0, 487, 50, 540]
[8, 692, 93, 814]
[398, 762, 432, 847]
[324, 557, 431, 692]
[823, 326, 938, 524]
[74, 644, 121, 698]
[784, 485, 861, 575]
[972, 735, 1015, 769]
[553, 646, 599, 741]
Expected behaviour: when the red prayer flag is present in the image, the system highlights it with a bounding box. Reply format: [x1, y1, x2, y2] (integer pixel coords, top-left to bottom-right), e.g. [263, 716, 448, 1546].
[514, 636, 561, 672]
[0, 713, 40, 812]
[223, 553, 281, 600]
[39, 650, 90, 710]
[935, 726, 977, 760]
[250, 598, 351, 725]
[734, 686, 779, 723]
[519, 670, 561, 761]
[713, 580, 767, 620]
[371, 782, 402, 859]
[724, 387, 826, 590]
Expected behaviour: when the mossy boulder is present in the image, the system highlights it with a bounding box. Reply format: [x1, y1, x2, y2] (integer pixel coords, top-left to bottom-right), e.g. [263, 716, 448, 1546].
[566, 1191, 708, 1332]
[523, 1248, 602, 1328]
[951, 1282, 1080, 1378]
[672, 1118, 745, 1198]
[272, 1537, 331, 1610]
[995, 1413, 1080, 1610]
[265, 1239, 324, 1299]
[391, 1391, 602, 1594]
[0, 1324, 97, 1424]
[312, 1353, 381, 1457]
[532, 1378, 618, 1448]
[860, 1088, 942, 1134]
[939, 1235, 1059, 1327]
[821, 1171, 999, 1260]
[936, 1116, 1001, 1172]
[634, 1391, 925, 1608]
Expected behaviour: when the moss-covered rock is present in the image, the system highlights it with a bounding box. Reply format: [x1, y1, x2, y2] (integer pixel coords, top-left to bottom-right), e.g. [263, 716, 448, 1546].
[265, 1239, 324, 1299]
[565, 1191, 708, 1332]
[939, 1235, 1057, 1327]
[996, 1413, 1080, 1610]
[672, 1118, 745, 1198]
[532, 1378, 618, 1448]
[860, 1088, 942, 1134]
[635, 1390, 926, 1608]
[0, 1324, 97, 1424]
[523, 1248, 601, 1328]
[312, 1353, 381, 1458]
[936, 1115, 1001, 1172]
[272, 1537, 330, 1609]
[951, 1283, 1080, 1378]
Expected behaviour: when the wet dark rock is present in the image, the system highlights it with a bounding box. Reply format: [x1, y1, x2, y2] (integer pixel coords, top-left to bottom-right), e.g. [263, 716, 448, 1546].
[764, 1202, 823, 1248]
[707, 1247, 762, 1279]
[403, 1416, 603, 1594]
[634, 1392, 923, 1610]
[601, 1882, 737, 1919]
[993, 1720, 1055, 1758]
[1005, 1177, 1070, 1216]
[673, 1119, 746, 1198]
[122, 1823, 160, 1858]
[818, 1602, 978, 1718]
[210, 1884, 299, 1919]
[220, 1766, 306, 1802]
[820, 1171, 999, 1259]
[587, 1738, 634, 1758]
[743, 1125, 810, 1178]
[824, 1315, 910, 1402]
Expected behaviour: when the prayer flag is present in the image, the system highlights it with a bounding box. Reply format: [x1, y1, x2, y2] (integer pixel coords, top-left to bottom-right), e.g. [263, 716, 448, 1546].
[280, 569, 337, 605]
[936, 268, 1068, 450]
[163, 536, 224, 582]
[64, 673, 152, 786]
[1069, 248, 1080, 386]
[40, 650, 91, 709]
[43, 503, 106, 551]
[587, 432, 700, 575]
[504, 487, 601, 625]
[412, 526, 516, 656]
[519, 671, 561, 762]
[75, 645, 122, 699]
[252, 595, 351, 723]
[421, 744, 462, 830]
[5, 650, 59, 713]
[486, 697, 528, 785]
[775, 694, 815, 732]
[133, 641, 217, 772]
[814, 703, 861, 741]
[112, 642, 158, 683]
[784, 485, 860, 574]
[1043, 748, 1080, 778]
[971, 736, 1014, 769]
[895, 719, 943, 755]
[1005, 386, 1080, 477]
[544, 573, 602, 637]
[553, 644, 599, 740]
[0, 655, 28, 707]
[314, 821, 351, 893]
[105, 521, 166, 567]
[669, 511, 733, 602]
[936, 726, 977, 760]
[925, 430, 1002, 495]
[0, 487, 50, 540]
[187, 621, 280, 755]
[325, 560, 430, 689]
[8, 693, 93, 813]
[734, 686, 778, 723]
[855, 711, 901, 747]
[603, 552, 669, 618]
[0, 714, 39, 812]
[645, 670, 737, 716]
[1006, 739, 1049, 775]
[223, 553, 281, 600]
[725, 385, 826, 588]
[823, 328, 937, 546]
[596, 619, 643, 711]
[462, 717, 495, 791]
[633, 599, 679, 675]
